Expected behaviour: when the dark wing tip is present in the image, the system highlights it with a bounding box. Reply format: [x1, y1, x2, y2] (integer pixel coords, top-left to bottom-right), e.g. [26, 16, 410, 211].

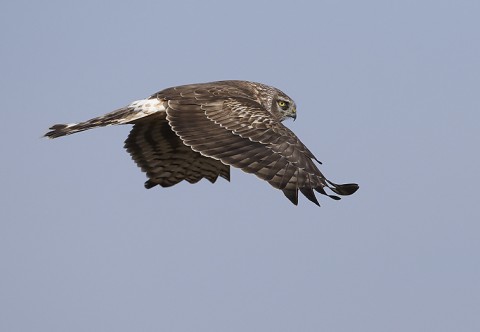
[332, 183, 359, 196]
[324, 180, 359, 196]
[282, 189, 299, 205]
[300, 187, 320, 206]
[144, 180, 158, 189]
[314, 186, 341, 201]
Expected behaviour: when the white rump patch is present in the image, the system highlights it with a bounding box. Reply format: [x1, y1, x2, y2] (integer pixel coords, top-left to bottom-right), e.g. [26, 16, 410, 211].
[121, 99, 166, 123]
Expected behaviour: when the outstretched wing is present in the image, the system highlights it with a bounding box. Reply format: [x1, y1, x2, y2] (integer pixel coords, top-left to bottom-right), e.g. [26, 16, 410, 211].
[124, 113, 230, 188]
[165, 97, 358, 205]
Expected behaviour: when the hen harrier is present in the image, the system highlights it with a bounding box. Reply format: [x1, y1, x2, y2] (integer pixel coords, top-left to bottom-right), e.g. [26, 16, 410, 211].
[45, 80, 358, 206]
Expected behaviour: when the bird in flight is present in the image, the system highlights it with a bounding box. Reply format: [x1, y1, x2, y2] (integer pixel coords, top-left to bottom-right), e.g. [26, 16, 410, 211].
[45, 80, 358, 206]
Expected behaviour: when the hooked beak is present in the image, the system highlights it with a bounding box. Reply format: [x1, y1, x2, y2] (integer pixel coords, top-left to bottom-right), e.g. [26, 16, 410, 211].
[290, 108, 297, 121]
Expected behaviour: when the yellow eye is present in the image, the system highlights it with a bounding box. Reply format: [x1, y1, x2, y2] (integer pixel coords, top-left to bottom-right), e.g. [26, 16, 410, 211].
[277, 100, 288, 108]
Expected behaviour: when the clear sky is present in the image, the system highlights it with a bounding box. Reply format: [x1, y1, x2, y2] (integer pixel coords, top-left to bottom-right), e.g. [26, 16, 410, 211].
[1, 0, 479, 331]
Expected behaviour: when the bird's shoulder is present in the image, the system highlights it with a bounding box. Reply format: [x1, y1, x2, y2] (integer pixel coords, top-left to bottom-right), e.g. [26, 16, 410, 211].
[149, 80, 269, 103]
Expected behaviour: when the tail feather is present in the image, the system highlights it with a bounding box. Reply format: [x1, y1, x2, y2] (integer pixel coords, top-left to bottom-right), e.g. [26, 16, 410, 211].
[44, 123, 86, 138]
[44, 99, 166, 139]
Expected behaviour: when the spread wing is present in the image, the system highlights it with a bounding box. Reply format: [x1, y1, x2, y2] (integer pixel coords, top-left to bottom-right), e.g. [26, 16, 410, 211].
[165, 97, 358, 205]
[124, 113, 230, 188]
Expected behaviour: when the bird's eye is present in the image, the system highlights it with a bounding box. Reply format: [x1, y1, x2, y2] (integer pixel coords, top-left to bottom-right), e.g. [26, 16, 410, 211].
[277, 100, 289, 109]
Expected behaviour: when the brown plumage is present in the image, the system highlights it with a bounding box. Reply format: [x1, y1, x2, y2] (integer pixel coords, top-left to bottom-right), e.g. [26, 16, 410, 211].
[45, 80, 358, 206]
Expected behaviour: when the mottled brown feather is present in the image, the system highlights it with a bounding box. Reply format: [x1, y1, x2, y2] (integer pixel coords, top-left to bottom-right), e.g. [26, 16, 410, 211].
[164, 96, 351, 204]
[124, 113, 229, 188]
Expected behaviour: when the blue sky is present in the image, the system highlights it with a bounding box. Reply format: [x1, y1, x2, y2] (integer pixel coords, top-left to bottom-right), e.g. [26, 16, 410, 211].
[1, 0, 479, 331]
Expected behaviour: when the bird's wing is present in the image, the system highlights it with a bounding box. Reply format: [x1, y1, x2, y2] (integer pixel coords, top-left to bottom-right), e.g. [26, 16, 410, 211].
[124, 113, 229, 188]
[165, 97, 358, 205]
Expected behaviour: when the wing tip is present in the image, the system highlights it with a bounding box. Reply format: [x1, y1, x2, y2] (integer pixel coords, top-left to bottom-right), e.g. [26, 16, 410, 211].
[282, 189, 299, 205]
[300, 187, 320, 206]
[328, 181, 359, 196]
[144, 180, 158, 189]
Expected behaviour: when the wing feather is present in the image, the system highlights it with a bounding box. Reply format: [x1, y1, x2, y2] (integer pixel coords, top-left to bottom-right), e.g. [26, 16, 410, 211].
[124, 113, 229, 188]
[165, 97, 357, 204]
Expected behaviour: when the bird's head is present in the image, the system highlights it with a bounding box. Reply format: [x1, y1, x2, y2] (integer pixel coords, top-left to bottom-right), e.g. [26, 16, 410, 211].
[273, 95, 297, 122]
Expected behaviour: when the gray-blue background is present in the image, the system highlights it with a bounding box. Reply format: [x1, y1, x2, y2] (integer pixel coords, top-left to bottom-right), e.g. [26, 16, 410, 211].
[2, 0, 479, 331]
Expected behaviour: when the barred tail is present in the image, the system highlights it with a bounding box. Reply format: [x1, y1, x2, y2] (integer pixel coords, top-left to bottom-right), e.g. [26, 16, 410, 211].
[44, 99, 166, 139]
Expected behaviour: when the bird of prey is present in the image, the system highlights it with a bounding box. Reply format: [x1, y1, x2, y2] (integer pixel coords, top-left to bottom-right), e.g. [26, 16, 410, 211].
[45, 80, 358, 206]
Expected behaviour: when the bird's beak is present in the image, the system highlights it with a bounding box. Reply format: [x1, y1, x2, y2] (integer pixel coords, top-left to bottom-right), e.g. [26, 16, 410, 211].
[290, 108, 297, 121]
